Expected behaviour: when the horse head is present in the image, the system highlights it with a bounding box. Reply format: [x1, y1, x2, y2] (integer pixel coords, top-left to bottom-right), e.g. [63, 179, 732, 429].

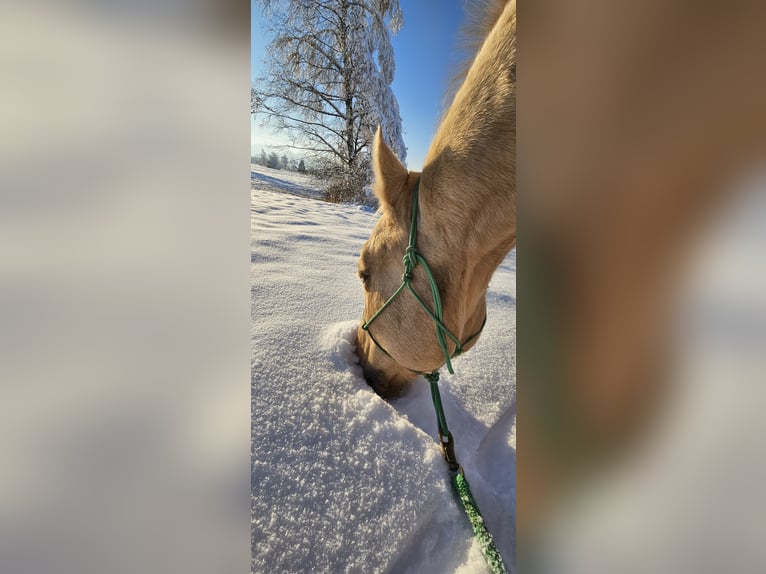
[357, 1, 515, 397]
[356, 128, 490, 396]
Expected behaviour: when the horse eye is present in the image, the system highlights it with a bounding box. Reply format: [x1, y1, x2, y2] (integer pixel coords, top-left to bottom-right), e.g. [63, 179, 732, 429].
[358, 270, 370, 285]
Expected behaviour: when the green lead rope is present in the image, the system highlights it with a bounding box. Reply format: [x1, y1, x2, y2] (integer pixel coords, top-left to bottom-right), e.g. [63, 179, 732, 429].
[361, 178, 508, 574]
[428, 372, 508, 574]
[453, 471, 508, 574]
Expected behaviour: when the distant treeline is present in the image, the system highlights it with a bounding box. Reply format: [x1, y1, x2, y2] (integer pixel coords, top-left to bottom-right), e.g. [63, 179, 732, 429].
[251, 149, 377, 207]
[251, 149, 306, 174]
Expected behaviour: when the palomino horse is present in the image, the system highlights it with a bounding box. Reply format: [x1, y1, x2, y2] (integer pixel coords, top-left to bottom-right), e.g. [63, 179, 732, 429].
[355, 0, 516, 397]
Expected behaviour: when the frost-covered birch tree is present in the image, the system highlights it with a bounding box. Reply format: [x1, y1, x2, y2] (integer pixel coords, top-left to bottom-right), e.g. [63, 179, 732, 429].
[252, 0, 406, 199]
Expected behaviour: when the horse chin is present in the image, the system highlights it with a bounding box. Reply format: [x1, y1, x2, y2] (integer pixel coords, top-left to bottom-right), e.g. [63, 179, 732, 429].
[355, 326, 412, 398]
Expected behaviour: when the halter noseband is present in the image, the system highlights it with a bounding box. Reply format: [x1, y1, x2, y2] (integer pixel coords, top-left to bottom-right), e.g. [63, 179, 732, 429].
[361, 177, 486, 379]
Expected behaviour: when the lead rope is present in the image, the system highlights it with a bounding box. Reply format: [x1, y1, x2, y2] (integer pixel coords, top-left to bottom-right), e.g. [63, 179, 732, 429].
[362, 178, 508, 573]
[427, 371, 508, 574]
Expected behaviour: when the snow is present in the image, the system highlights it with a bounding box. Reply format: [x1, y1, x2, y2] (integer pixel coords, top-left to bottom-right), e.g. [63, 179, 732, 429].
[251, 164, 325, 200]
[251, 169, 516, 573]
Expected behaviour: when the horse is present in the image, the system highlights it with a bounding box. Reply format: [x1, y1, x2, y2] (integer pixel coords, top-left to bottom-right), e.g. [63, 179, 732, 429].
[355, 0, 516, 397]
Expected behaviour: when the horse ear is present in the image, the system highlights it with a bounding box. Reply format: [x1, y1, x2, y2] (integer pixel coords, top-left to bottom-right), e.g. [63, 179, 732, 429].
[373, 126, 408, 211]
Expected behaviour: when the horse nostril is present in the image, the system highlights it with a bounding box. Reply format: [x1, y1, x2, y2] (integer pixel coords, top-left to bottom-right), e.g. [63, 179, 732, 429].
[361, 364, 386, 394]
[361, 364, 380, 387]
[362, 365, 406, 399]
[355, 327, 406, 398]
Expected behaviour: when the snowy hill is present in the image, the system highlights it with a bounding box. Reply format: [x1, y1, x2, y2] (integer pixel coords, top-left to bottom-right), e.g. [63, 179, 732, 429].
[251, 173, 516, 573]
[251, 163, 325, 200]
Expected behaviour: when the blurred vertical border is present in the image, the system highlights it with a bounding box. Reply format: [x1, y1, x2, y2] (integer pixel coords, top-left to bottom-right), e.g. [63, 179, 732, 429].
[0, 1, 251, 573]
[519, 1, 766, 573]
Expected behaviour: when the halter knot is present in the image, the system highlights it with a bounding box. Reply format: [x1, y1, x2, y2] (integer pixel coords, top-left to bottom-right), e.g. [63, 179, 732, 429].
[402, 245, 418, 280]
[361, 178, 486, 379]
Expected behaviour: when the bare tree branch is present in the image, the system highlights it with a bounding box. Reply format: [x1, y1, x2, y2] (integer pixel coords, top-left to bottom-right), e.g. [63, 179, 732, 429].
[252, 0, 407, 200]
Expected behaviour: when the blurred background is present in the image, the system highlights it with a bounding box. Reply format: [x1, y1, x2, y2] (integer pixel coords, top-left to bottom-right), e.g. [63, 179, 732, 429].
[0, 1, 250, 573]
[519, 1, 766, 572]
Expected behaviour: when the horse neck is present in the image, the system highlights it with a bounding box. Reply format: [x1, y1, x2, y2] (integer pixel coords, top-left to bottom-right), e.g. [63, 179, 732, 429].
[415, 171, 515, 342]
[417, 1, 515, 338]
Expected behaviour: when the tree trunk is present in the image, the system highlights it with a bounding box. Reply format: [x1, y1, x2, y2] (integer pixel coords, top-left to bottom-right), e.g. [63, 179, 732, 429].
[340, 0, 355, 170]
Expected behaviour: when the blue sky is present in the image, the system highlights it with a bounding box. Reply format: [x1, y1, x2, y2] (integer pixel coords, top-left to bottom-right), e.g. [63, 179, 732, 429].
[251, 0, 467, 170]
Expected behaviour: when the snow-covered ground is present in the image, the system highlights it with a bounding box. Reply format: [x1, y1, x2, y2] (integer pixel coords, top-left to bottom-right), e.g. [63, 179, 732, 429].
[251, 165, 516, 573]
[251, 163, 325, 200]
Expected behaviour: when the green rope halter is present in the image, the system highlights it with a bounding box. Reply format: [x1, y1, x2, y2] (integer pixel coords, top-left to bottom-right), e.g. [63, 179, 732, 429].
[360, 178, 485, 378]
[360, 177, 507, 574]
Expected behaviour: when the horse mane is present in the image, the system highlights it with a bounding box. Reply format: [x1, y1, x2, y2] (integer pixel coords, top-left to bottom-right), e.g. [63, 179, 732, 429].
[443, 0, 513, 111]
